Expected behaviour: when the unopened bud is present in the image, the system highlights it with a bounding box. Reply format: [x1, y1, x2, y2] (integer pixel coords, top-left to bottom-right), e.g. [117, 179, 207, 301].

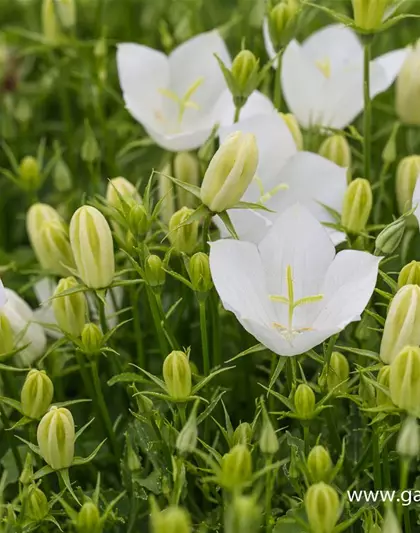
[128, 204, 149, 238]
[0, 314, 14, 354]
[224, 495, 262, 533]
[307, 445, 333, 483]
[398, 261, 420, 289]
[267, 1, 299, 51]
[77, 502, 101, 533]
[395, 155, 420, 217]
[351, 0, 391, 31]
[232, 422, 252, 446]
[294, 384, 315, 419]
[231, 50, 258, 94]
[26, 485, 49, 521]
[163, 351, 192, 401]
[145, 255, 166, 287]
[176, 410, 198, 453]
[21, 369, 54, 420]
[259, 412, 279, 455]
[305, 482, 340, 533]
[390, 346, 420, 416]
[37, 406, 75, 470]
[174, 152, 200, 208]
[151, 505, 192, 533]
[19, 453, 34, 485]
[52, 277, 86, 336]
[326, 351, 350, 394]
[201, 132, 258, 212]
[19, 156, 41, 191]
[375, 217, 405, 255]
[280, 113, 303, 150]
[168, 207, 198, 255]
[106, 177, 141, 210]
[341, 178, 372, 234]
[396, 43, 420, 126]
[53, 157, 72, 192]
[189, 252, 213, 293]
[158, 165, 176, 225]
[220, 444, 253, 490]
[376, 365, 393, 407]
[81, 122, 100, 163]
[81, 323, 103, 355]
[397, 416, 420, 458]
[319, 135, 351, 168]
[382, 506, 402, 533]
[359, 376, 376, 408]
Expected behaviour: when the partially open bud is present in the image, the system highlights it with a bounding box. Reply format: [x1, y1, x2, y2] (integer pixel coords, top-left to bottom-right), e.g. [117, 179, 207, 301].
[52, 277, 86, 336]
[395, 155, 420, 216]
[77, 502, 101, 533]
[390, 346, 420, 416]
[168, 207, 198, 255]
[259, 411, 279, 455]
[280, 113, 303, 151]
[380, 285, 420, 364]
[70, 206, 115, 289]
[145, 255, 166, 288]
[189, 252, 213, 293]
[341, 178, 372, 234]
[224, 495, 262, 533]
[319, 135, 351, 168]
[163, 351, 192, 401]
[397, 416, 420, 458]
[174, 152, 200, 208]
[220, 444, 252, 490]
[151, 505, 191, 533]
[375, 217, 405, 255]
[232, 422, 252, 446]
[37, 406, 75, 470]
[200, 132, 258, 213]
[305, 482, 340, 533]
[26, 485, 49, 521]
[19, 156, 41, 191]
[176, 410, 198, 454]
[106, 177, 141, 210]
[351, 0, 391, 31]
[307, 445, 333, 483]
[231, 50, 258, 94]
[267, 0, 299, 51]
[326, 351, 350, 394]
[81, 323, 103, 355]
[294, 384, 315, 419]
[376, 365, 393, 407]
[398, 261, 420, 289]
[21, 369, 54, 420]
[0, 314, 14, 355]
[396, 43, 420, 126]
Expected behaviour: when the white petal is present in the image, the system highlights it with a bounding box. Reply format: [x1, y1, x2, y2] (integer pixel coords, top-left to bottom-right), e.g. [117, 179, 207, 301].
[33, 277, 55, 304]
[371, 48, 410, 97]
[0, 278, 5, 308]
[145, 124, 214, 152]
[314, 250, 381, 330]
[117, 43, 170, 132]
[213, 89, 275, 127]
[32, 278, 62, 338]
[214, 209, 272, 244]
[263, 18, 276, 65]
[412, 176, 420, 228]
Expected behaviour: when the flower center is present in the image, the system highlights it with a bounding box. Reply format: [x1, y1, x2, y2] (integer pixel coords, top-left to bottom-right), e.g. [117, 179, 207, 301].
[253, 176, 289, 204]
[269, 265, 323, 340]
[159, 77, 205, 129]
[315, 57, 331, 78]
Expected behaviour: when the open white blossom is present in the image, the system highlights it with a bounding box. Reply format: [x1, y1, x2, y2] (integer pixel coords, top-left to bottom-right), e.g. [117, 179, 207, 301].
[210, 204, 380, 356]
[265, 24, 408, 129]
[218, 112, 347, 244]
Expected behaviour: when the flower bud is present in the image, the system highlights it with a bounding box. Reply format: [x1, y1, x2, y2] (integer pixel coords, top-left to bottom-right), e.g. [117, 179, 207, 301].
[53, 157, 72, 192]
[398, 261, 420, 289]
[305, 482, 340, 533]
[81, 122, 100, 163]
[390, 346, 420, 416]
[231, 50, 258, 93]
[220, 444, 252, 490]
[351, 0, 391, 31]
[224, 495, 262, 533]
[27, 203, 61, 242]
[375, 217, 405, 255]
[359, 376, 376, 408]
[326, 351, 350, 394]
[174, 152, 200, 208]
[21, 369, 54, 420]
[163, 351, 192, 401]
[0, 314, 14, 355]
[396, 43, 420, 126]
[19, 453, 34, 485]
[26, 486, 49, 521]
[232, 422, 252, 446]
[395, 155, 420, 216]
[200, 132, 258, 212]
[294, 384, 315, 419]
[19, 156, 41, 191]
[268, 1, 298, 50]
[37, 406, 75, 470]
[42, 0, 60, 42]
[77, 502, 102, 533]
[380, 285, 420, 364]
[319, 135, 351, 168]
[279, 113, 303, 151]
[189, 253, 213, 293]
[307, 445, 333, 483]
[397, 416, 420, 458]
[376, 365, 393, 407]
[158, 164, 176, 225]
[70, 206, 115, 289]
[55, 0, 76, 30]
[151, 506, 191, 533]
[128, 204, 149, 238]
[259, 412, 279, 455]
[176, 411, 197, 453]
[381, 507, 401, 533]
[145, 255, 166, 287]
[168, 207, 198, 254]
[106, 177, 141, 210]
[341, 178, 372, 234]
[52, 277, 86, 336]
[81, 323, 103, 354]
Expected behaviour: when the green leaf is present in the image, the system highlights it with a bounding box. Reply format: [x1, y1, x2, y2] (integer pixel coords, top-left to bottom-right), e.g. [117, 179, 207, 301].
[15, 436, 41, 457]
[130, 364, 167, 391]
[108, 372, 148, 387]
[53, 399, 92, 409]
[260, 384, 294, 411]
[218, 211, 239, 239]
[75, 418, 95, 441]
[156, 170, 202, 200]
[268, 357, 287, 392]
[73, 439, 107, 466]
[33, 465, 55, 480]
[226, 343, 267, 364]
[59, 469, 81, 505]
[197, 390, 226, 425]
[0, 396, 23, 413]
[192, 366, 235, 395]
[335, 345, 380, 361]
[231, 201, 274, 213]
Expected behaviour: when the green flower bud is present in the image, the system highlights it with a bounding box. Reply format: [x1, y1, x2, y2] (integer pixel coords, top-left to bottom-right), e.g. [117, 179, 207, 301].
[125, 438, 141, 472]
[220, 444, 252, 490]
[280, 113, 303, 151]
[158, 164, 176, 225]
[398, 261, 420, 289]
[396, 43, 420, 126]
[376, 365, 393, 407]
[163, 351, 192, 401]
[174, 152, 200, 208]
[70, 206, 115, 289]
[231, 50, 258, 93]
[319, 135, 351, 168]
[81, 323, 103, 354]
[359, 376, 376, 408]
[305, 482, 340, 533]
[224, 495, 262, 533]
[77, 502, 102, 533]
[37, 406, 75, 470]
[128, 204, 149, 238]
[375, 217, 405, 255]
[42, 0, 60, 42]
[397, 416, 420, 458]
[189, 252, 213, 293]
[168, 207, 198, 255]
[341, 178, 372, 234]
[268, 1, 299, 50]
[52, 277, 86, 336]
[259, 412, 279, 455]
[53, 157, 72, 192]
[326, 351, 349, 394]
[151, 506, 192, 533]
[21, 369, 54, 420]
[200, 132, 258, 213]
[351, 0, 391, 31]
[19, 156, 41, 191]
[19, 453, 34, 485]
[232, 422, 252, 446]
[26, 485, 49, 521]
[55, 0, 76, 30]
[106, 177, 141, 210]
[145, 255, 166, 287]
[81, 122, 100, 163]
[0, 314, 14, 354]
[380, 285, 420, 364]
[307, 445, 333, 483]
[176, 411, 197, 453]
[27, 203, 61, 243]
[395, 155, 420, 216]
[294, 384, 315, 419]
[390, 346, 420, 416]
[381, 507, 401, 533]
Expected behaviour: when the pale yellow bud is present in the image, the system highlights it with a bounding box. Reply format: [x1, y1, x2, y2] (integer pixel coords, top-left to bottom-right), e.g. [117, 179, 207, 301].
[174, 152, 200, 208]
[158, 164, 176, 225]
[390, 346, 420, 416]
[319, 135, 351, 168]
[351, 0, 391, 31]
[280, 113, 303, 151]
[21, 369, 54, 420]
[397, 416, 420, 458]
[305, 482, 340, 533]
[395, 155, 420, 217]
[163, 351, 192, 400]
[341, 178, 372, 234]
[396, 44, 420, 126]
[37, 406, 75, 470]
[52, 277, 87, 336]
[398, 261, 420, 289]
[168, 207, 198, 255]
[106, 177, 141, 210]
[220, 444, 253, 490]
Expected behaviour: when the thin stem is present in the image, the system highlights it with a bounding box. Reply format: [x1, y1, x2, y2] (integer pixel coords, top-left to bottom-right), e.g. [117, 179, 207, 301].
[131, 286, 145, 369]
[303, 424, 310, 456]
[372, 424, 382, 491]
[202, 214, 212, 252]
[399, 457, 410, 527]
[233, 105, 242, 123]
[363, 37, 372, 182]
[146, 286, 168, 358]
[199, 299, 210, 375]
[96, 293, 109, 335]
[0, 404, 22, 472]
[210, 292, 222, 367]
[265, 457, 273, 533]
[273, 52, 283, 111]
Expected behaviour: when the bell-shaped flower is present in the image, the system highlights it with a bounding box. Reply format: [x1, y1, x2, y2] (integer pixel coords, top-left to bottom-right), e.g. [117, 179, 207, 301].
[267, 24, 408, 129]
[209, 204, 380, 356]
[218, 112, 347, 244]
[117, 31, 273, 151]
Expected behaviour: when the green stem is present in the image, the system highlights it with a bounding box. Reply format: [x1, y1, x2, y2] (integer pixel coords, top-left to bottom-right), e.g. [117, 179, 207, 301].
[233, 105, 242, 123]
[146, 287, 168, 358]
[199, 299, 210, 375]
[265, 457, 273, 532]
[210, 292, 222, 367]
[131, 286, 145, 369]
[382, 439, 391, 488]
[0, 404, 22, 472]
[372, 424, 382, 491]
[399, 458, 410, 521]
[363, 37, 372, 182]
[303, 424, 310, 456]
[202, 214, 212, 252]
[273, 52, 283, 111]
[96, 293, 109, 335]
[155, 293, 179, 350]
